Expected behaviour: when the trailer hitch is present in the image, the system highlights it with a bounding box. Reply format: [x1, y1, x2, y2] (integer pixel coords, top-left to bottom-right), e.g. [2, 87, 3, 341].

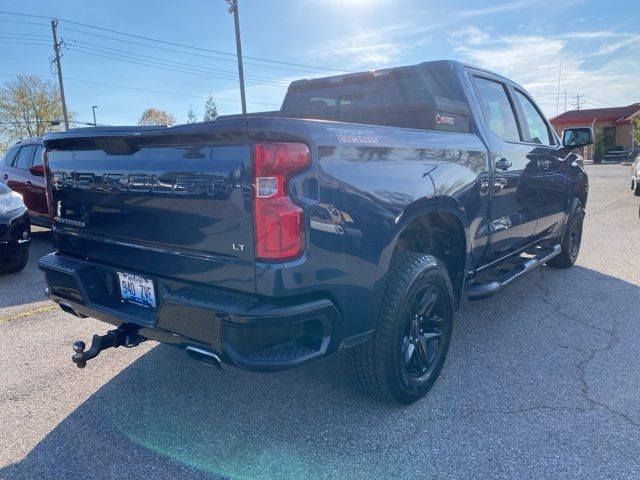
[72, 327, 146, 368]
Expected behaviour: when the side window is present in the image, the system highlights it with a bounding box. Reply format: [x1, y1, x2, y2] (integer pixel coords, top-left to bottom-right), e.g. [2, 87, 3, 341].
[32, 146, 45, 166]
[14, 145, 36, 170]
[474, 77, 521, 143]
[515, 90, 553, 145]
[3, 146, 19, 166]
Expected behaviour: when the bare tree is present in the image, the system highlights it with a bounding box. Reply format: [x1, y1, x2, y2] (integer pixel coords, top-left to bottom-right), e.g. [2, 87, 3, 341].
[0, 75, 66, 149]
[138, 108, 177, 126]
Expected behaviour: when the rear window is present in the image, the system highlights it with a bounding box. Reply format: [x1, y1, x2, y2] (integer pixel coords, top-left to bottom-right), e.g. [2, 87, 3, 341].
[283, 64, 471, 133]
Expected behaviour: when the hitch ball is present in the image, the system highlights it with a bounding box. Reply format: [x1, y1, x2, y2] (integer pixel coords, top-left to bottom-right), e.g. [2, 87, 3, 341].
[72, 340, 87, 368]
[71, 327, 146, 369]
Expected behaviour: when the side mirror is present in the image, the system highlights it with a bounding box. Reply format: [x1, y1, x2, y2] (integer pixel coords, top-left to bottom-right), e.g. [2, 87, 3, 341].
[562, 128, 593, 148]
[29, 164, 45, 177]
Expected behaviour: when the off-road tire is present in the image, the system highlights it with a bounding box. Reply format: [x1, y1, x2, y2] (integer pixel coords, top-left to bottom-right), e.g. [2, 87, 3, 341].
[351, 252, 454, 404]
[547, 199, 584, 269]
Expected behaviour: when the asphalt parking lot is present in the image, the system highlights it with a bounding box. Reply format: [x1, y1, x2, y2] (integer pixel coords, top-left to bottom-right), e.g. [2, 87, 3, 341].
[0, 164, 638, 480]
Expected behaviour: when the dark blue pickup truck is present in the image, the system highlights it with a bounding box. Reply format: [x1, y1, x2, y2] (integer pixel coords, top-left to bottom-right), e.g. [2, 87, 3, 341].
[40, 60, 591, 404]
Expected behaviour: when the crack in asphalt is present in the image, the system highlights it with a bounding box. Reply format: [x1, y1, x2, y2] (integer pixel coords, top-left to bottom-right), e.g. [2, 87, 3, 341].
[532, 278, 640, 429]
[587, 188, 629, 216]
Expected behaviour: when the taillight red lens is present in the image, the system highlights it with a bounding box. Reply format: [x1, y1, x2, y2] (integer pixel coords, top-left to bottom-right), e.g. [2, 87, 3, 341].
[43, 149, 55, 225]
[253, 143, 310, 261]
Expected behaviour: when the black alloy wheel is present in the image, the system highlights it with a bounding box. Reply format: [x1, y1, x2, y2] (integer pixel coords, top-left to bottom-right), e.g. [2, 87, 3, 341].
[400, 284, 447, 385]
[352, 252, 454, 404]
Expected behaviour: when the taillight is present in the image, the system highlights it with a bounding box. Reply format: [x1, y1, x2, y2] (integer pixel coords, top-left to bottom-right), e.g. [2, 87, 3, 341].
[253, 142, 310, 261]
[43, 149, 55, 225]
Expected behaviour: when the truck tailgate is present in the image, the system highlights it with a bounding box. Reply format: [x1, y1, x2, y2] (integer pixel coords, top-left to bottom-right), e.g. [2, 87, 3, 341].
[44, 122, 256, 293]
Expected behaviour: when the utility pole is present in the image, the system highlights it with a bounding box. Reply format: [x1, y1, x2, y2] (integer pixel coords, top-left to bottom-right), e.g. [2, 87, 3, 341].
[555, 62, 562, 116]
[564, 90, 567, 113]
[226, 0, 247, 114]
[50, 19, 69, 130]
[92, 105, 98, 126]
[574, 94, 585, 111]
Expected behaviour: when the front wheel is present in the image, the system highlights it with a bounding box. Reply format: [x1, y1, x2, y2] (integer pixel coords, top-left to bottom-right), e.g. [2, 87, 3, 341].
[547, 199, 584, 269]
[633, 178, 640, 196]
[352, 252, 454, 404]
[0, 247, 29, 274]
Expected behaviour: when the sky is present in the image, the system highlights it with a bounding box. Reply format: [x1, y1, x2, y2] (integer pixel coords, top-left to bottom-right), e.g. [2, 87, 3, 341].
[1, 0, 639, 126]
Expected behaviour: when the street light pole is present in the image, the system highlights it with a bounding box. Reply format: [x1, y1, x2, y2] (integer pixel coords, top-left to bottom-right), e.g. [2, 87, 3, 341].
[226, 0, 247, 114]
[92, 105, 98, 126]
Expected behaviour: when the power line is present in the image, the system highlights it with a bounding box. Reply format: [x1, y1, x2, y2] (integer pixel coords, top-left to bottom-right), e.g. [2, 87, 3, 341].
[66, 46, 291, 87]
[585, 96, 617, 108]
[63, 38, 290, 85]
[0, 18, 50, 27]
[0, 73, 282, 106]
[63, 77, 281, 106]
[0, 25, 298, 86]
[59, 19, 349, 73]
[57, 25, 326, 76]
[0, 40, 50, 46]
[0, 10, 351, 74]
[0, 31, 49, 37]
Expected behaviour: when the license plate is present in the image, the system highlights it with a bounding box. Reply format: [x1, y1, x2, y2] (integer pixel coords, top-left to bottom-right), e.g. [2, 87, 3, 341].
[117, 271, 156, 308]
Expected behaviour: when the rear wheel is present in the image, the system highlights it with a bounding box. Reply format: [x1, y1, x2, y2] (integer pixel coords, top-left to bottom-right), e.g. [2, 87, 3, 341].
[352, 252, 454, 404]
[547, 199, 584, 269]
[0, 247, 29, 274]
[633, 178, 640, 196]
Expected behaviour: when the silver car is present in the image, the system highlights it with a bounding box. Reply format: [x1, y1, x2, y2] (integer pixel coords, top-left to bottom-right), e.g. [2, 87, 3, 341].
[631, 155, 640, 196]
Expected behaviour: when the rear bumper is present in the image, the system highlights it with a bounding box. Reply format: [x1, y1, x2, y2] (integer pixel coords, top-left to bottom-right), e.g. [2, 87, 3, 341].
[39, 252, 341, 371]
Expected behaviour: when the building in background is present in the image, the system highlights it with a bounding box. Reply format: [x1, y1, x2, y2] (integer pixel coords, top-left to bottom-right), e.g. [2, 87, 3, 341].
[550, 103, 640, 160]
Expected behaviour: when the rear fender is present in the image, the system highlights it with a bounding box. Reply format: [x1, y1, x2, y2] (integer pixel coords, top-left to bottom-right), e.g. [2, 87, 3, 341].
[377, 196, 471, 289]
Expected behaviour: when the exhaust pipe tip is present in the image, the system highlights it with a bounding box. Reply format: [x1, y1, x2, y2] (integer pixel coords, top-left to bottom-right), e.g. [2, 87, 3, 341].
[58, 301, 89, 318]
[185, 346, 222, 369]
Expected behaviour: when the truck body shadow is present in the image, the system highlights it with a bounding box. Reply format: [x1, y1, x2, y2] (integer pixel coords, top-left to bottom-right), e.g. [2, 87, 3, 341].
[2, 265, 639, 480]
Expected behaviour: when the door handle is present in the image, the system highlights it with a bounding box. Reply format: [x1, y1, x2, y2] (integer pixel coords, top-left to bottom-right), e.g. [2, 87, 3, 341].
[27, 180, 32, 185]
[493, 178, 507, 192]
[2, 174, 7, 180]
[495, 158, 512, 171]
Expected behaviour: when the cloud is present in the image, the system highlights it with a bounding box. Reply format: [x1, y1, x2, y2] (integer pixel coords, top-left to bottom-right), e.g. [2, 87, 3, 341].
[309, 28, 410, 69]
[448, 26, 640, 116]
[449, 26, 491, 46]
[592, 36, 640, 56]
[460, 0, 586, 18]
[460, 0, 546, 17]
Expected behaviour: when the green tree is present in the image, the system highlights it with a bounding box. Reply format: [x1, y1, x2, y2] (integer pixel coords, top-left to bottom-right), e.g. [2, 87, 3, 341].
[633, 118, 640, 150]
[0, 75, 66, 149]
[186, 105, 197, 123]
[203, 95, 218, 121]
[592, 128, 605, 162]
[138, 108, 176, 126]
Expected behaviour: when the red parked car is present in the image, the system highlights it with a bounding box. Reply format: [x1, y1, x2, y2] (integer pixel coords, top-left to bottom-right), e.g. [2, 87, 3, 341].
[0, 138, 49, 228]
